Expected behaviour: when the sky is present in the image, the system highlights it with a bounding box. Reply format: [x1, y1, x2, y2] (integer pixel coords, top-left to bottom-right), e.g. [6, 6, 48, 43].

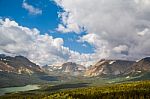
[0, 0, 150, 66]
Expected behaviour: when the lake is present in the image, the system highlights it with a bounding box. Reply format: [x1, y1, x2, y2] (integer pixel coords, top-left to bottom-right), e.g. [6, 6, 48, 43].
[0, 85, 40, 96]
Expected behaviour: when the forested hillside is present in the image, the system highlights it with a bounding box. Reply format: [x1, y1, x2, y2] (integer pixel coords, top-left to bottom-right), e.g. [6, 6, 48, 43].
[1, 81, 150, 99]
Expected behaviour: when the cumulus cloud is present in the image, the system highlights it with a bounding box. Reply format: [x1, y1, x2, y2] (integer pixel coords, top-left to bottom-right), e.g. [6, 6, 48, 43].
[22, 1, 42, 15]
[0, 18, 93, 66]
[137, 28, 149, 36]
[54, 0, 150, 60]
[56, 10, 83, 33]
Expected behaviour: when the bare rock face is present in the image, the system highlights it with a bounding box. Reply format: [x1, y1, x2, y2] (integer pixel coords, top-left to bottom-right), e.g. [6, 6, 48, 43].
[0, 54, 43, 75]
[60, 62, 86, 76]
[42, 62, 86, 76]
[85, 59, 135, 77]
[126, 57, 150, 74]
[61, 62, 86, 73]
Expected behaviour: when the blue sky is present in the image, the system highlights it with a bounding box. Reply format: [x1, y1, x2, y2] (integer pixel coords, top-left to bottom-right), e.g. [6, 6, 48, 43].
[0, 0, 94, 54]
[1, 0, 150, 65]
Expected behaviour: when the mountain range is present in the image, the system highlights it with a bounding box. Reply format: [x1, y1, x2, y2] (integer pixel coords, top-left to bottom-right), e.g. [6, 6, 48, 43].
[85, 57, 150, 77]
[43, 57, 150, 77]
[43, 62, 86, 76]
[1, 54, 150, 87]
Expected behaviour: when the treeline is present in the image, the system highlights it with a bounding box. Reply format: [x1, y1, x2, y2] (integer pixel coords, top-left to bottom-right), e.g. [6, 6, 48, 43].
[1, 81, 150, 99]
[43, 81, 150, 99]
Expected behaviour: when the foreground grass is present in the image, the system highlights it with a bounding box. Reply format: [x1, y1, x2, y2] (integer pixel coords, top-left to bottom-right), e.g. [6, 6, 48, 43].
[1, 81, 150, 99]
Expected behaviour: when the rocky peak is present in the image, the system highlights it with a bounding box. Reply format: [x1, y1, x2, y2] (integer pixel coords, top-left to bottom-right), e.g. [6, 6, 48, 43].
[85, 59, 135, 77]
[128, 57, 150, 73]
[0, 54, 43, 74]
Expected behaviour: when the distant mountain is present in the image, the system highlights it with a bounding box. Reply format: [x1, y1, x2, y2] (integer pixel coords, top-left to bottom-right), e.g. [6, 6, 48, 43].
[42, 64, 62, 72]
[61, 62, 86, 73]
[85, 59, 135, 77]
[42, 62, 86, 76]
[2, 53, 150, 88]
[0, 54, 43, 75]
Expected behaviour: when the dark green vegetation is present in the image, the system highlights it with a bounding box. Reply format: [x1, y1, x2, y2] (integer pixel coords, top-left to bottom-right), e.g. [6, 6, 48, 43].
[1, 54, 150, 98]
[0, 71, 40, 88]
[1, 81, 150, 99]
[0, 54, 59, 88]
[0, 71, 59, 88]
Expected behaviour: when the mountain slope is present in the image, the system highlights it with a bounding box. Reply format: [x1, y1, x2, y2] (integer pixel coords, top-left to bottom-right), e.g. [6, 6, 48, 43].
[129, 57, 150, 72]
[0, 54, 43, 74]
[125, 57, 150, 79]
[42, 62, 86, 76]
[0, 54, 58, 88]
[61, 62, 86, 73]
[85, 59, 135, 77]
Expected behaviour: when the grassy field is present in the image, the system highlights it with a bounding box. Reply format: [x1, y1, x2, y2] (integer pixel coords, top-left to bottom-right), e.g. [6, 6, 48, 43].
[1, 80, 150, 99]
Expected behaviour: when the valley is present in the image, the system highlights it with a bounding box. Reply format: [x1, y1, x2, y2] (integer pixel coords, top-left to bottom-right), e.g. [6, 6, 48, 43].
[1, 0, 150, 98]
[1, 54, 150, 98]
[1, 81, 150, 99]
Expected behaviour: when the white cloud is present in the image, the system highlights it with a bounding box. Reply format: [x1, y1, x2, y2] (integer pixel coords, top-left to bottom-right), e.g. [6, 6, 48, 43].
[55, 0, 150, 60]
[137, 28, 149, 36]
[22, 1, 42, 15]
[113, 45, 129, 54]
[56, 10, 83, 33]
[57, 24, 71, 33]
[0, 18, 95, 66]
[53, 38, 64, 47]
[79, 33, 110, 60]
[135, 0, 150, 5]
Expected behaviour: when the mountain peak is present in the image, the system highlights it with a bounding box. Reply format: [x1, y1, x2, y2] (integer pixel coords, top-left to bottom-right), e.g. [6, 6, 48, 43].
[85, 59, 135, 77]
[0, 54, 43, 74]
[142, 57, 150, 62]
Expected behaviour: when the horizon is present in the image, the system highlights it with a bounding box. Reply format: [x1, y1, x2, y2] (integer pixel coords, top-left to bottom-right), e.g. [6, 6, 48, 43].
[0, 53, 149, 67]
